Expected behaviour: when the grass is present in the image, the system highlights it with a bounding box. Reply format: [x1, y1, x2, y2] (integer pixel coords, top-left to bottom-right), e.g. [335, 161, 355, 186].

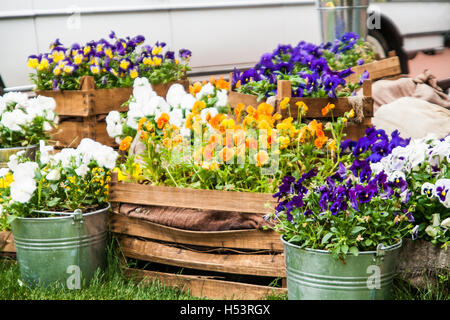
[0, 238, 448, 300]
[0, 239, 203, 300]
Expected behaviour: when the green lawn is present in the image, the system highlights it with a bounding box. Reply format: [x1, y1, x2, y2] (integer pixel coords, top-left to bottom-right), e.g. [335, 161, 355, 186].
[0, 240, 448, 300]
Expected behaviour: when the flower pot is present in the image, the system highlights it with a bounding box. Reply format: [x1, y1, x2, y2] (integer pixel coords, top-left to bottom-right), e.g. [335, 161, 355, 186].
[281, 236, 402, 300]
[11, 204, 110, 288]
[0, 145, 38, 168]
[316, 0, 369, 43]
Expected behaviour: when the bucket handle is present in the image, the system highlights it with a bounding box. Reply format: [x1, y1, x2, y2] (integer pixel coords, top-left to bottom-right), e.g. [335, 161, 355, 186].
[72, 209, 83, 225]
[373, 243, 386, 264]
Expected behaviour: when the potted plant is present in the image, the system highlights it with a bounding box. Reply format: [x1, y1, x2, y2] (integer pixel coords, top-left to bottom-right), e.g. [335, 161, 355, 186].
[0, 138, 118, 288]
[267, 119, 417, 299]
[0, 92, 57, 167]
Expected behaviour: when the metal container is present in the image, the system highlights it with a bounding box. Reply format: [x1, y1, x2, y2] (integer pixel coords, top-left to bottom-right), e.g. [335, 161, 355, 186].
[282, 236, 402, 300]
[0, 144, 39, 168]
[316, 0, 369, 43]
[11, 204, 110, 288]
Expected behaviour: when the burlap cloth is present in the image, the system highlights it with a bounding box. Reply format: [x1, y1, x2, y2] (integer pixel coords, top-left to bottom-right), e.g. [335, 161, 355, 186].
[118, 203, 272, 231]
[363, 70, 450, 112]
[372, 96, 450, 139]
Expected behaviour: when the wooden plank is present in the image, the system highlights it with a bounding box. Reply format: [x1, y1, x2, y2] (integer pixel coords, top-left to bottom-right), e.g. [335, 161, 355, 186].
[37, 76, 190, 117]
[344, 117, 372, 141]
[109, 214, 283, 251]
[109, 182, 276, 214]
[277, 96, 373, 119]
[228, 90, 262, 109]
[125, 268, 287, 300]
[0, 231, 15, 253]
[346, 56, 401, 83]
[50, 119, 116, 148]
[118, 236, 285, 277]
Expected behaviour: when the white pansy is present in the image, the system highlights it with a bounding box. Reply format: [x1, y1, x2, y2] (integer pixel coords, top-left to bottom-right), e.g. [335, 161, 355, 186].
[429, 140, 449, 163]
[39, 140, 54, 165]
[441, 217, 450, 229]
[388, 170, 406, 183]
[7, 154, 19, 171]
[166, 84, 187, 107]
[146, 96, 170, 116]
[75, 163, 89, 177]
[3, 92, 29, 107]
[196, 83, 214, 100]
[94, 145, 118, 170]
[421, 182, 435, 198]
[44, 110, 56, 122]
[0, 97, 6, 114]
[106, 111, 123, 138]
[35, 95, 56, 111]
[0, 168, 9, 178]
[133, 77, 156, 104]
[370, 161, 384, 175]
[10, 178, 36, 203]
[215, 89, 228, 108]
[52, 147, 80, 168]
[43, 121, 52, 131]
[26, 97, 45, 118]
[169, 109, 183, 128]
[180, 94, 196, 110]
[180, 127, 191, 137]
[46, 169, 61, 181]
[1, 109, 28, 131]
[12, 161, 38, 181]
[126, 106, 145, 130]
[200, 107, 218, 122]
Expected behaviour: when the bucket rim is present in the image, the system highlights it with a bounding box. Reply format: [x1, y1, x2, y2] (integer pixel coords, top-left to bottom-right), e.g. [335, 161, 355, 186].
[0, 144, 39, 152]
[281, 235, 402, 255]
[15, 203, 111, 221]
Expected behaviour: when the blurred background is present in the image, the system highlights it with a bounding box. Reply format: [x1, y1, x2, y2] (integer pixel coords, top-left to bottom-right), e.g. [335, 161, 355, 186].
[0, 0, 449, 91]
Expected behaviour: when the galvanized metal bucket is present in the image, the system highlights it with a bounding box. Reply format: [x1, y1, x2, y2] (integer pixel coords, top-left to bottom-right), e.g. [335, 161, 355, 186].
[282, 236, 402, 300]
[11, 204, 110, 288]
[0, 144, 39, 168]
[316, 0, 369, 42]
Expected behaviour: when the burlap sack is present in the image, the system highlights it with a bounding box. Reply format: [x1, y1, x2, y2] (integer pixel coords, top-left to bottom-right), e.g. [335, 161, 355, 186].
[372, 97, 450, 139]
[365, 70, 450, 112]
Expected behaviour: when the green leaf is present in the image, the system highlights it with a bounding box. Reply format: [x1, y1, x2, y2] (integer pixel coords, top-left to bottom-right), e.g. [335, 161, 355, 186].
[351, 226, 366, 235]
[341, 244, 349, 255]
[321, 232, 334, 245]
[47, 197, 60, 207]
[6, 215, 17, 225]
[349, 246, 359, 256]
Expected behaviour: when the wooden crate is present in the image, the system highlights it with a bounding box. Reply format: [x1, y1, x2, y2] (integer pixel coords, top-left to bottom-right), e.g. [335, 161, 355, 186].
[108, 174, 287, 300]
[38, 76, 189, 147]
[345, 51, 402, 84]
[0, 231, 15, 254]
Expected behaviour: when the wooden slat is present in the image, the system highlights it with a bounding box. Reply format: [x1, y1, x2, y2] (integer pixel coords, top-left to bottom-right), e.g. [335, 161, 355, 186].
[228, 90, 262, 109]
[37, 77, 190, 117]
[118, 236, 285, 277]
[125, 268, 287, 300]
[50, 119, 116, 148]
[109, 214, 283, 251]
[109, 182, 276, 214]
[277, 94, 373, 119]
[346, 56, 402, 83]
[0, 231, 15, 253]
